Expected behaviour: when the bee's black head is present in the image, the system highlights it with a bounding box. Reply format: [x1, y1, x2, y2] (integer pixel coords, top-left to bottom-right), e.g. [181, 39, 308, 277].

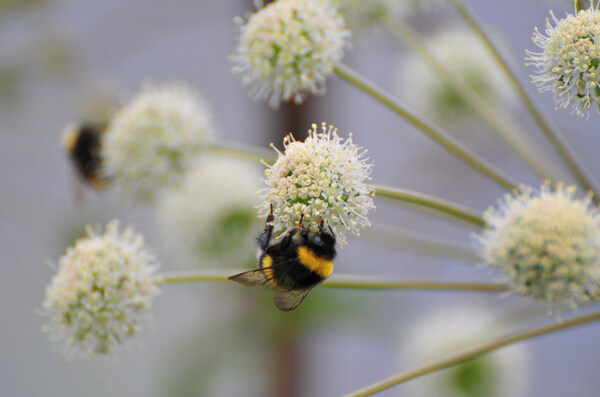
[302, 226, 336, 260]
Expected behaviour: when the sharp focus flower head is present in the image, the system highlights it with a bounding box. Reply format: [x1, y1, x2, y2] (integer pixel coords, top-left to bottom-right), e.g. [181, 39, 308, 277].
[401, 304, 531, 397]
[397, 26, 514, 125]
[103, 82, 214, 202]
[258, 122, 374, 246]
[155, 156, 262, 267]
[231, 0, 350, 108]
[475, 183, 600, 308]
[42, 220, 160, 360]
[526, 6, 600, 117]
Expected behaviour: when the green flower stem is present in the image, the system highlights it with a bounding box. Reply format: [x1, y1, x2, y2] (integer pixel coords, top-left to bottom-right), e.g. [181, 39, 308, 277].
[453, 0, 600, 205]
[204, 142, 276, 164]
[575, 0, 586, 12]
[373, 184, 485, 228]
[160, 271, 506, 292]
[363, 224, 479, 263]
[333, 62, 518, 191]
[383, 18, 567, 182]
[345, 310, 600, 397]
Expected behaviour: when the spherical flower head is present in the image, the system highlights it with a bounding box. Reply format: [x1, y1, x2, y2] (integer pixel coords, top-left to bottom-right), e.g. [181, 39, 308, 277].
[42, 220, 160, 360]
[401, 304, 531, 397]
[103, 82, 214, 202]
[526, 6, 600, 117]
[258, 122, 374, 246]
[475, 183, 600, 308]
[230, 0, 351, 108]
[397, 26, 514, 125]
[155, 156, 262, 268]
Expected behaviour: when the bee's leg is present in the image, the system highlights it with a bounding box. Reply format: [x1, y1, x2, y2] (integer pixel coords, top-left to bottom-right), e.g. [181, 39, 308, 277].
[279, 214, 304, 249]
[259, 204, 275, 250]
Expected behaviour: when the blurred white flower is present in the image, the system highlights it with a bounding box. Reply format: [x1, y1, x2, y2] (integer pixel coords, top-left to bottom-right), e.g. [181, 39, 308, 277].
[42, 220, 160, 360]
[231, 0, 350, 108]
[526, 6, 600, 117]
[258, 122, 374, 245]
[396, 26, 514, 125]
[475, 183, 600, 308]
[103, 82, 214, 202]
[401, 304, 531, 397]
[155, 156, 262, 268]
[335, 0, 409, 32]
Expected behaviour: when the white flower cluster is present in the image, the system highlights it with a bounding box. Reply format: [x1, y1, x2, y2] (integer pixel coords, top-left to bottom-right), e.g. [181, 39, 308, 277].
[397, 26, 514, 124]
[401, 305, 531, 397]
[42, 220, 160, 360]
[475, 183, 600, 308]
[527, 7, 600, 116]
[231, 0, 350, 108]
[156, 156, 262, 267]
[258, 122, 374, 245]
[103, 82, 214, 202]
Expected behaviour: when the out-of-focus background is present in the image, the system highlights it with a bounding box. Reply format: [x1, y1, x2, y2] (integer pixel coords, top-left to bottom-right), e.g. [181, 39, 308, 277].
[2, 0, 600, 396]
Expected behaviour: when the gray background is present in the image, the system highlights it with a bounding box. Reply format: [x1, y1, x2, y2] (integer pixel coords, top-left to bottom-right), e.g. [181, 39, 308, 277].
[1, 0, 600, 396]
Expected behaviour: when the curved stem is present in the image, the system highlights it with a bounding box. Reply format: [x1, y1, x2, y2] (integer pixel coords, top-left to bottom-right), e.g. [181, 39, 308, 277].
[160, 270, 506, 292]
[373, 184, 485, 228]
[203, 142, 276, 163]
[363, 224, 479, 263]
[383, 18, 567, 182]
[453, 0, 600, 204]
[345, 310, 600, 397]
[333, 62, 519, 191]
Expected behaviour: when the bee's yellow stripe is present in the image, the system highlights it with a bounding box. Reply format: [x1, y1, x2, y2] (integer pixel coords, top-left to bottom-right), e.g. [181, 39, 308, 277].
[297, 246, 334, 278]
[261, 255, 277, 286]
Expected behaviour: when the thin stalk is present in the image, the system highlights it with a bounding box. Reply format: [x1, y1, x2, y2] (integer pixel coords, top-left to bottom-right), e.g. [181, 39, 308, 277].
[575, 0, 586, 12]
[198, 145, 487, 229]
[345, 310, 600, 397]
[333, 63, 519, 191]
[453, 0, 600, 204]
[203, 142, 276, 163]
[373, 184, 485, 228]
[160, 270, 506, 292]
[362, 224, 479, 263]
[384, 18, 567, 182]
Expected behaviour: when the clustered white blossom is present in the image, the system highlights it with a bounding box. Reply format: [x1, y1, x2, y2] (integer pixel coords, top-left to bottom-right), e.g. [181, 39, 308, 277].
[155, 156, 262, 268]
[103, 82, 214, 202]
[526, 6, 600, 117]
[397, 26, 514, 124]
[42, 220, 160, 360]
[231, 0, 350, 108]
[401, 304, 531, 397]
[258, 122, 374, 245]
[475, 183, 600, 308]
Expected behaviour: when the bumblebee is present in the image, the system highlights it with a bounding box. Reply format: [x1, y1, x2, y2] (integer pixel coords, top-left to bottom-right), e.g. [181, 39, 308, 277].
[229, 206, 337, 311]
[62, 122, 107, 195]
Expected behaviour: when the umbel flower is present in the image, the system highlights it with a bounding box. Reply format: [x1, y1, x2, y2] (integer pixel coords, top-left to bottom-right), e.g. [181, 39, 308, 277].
[103, 82, 214, 202]
[526, 6, 600, 117]
[155, 156, 262, 268]
[42, 220, 160, 360]
[230, 0, 350, 108]
[397, 26, 514, 124]
[258, 122, 374, 245]
[401, 304, 531, 397]
[475, 183, 600, 308]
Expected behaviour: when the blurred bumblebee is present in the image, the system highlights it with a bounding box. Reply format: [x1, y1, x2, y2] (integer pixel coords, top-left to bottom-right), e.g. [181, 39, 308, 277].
[229, 206, 337, 311]
[62, 122, 107, 201]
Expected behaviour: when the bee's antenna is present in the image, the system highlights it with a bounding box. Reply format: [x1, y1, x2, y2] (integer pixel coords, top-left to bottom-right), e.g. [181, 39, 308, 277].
[298, 214, 304, 228]
[319, 219, 324, 231]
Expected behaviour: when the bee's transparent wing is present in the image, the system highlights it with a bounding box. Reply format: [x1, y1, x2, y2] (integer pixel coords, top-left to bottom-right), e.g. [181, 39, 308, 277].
[273, 288, 313, 311]
[228, 269, 279, 290]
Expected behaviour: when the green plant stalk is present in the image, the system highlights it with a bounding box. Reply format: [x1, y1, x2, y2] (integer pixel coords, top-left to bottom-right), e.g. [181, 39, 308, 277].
[160, 271, 507, 292]
[197, 144, 487, 229]
[575, 0, 586, 12]
[333, 63, 519, 191]
[345, 310, 600, 397]
[453, 0, 600, 205]
[363, 224, 479, 263]
[373, 184, 485, 227]
[383, 18, 567, 183]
